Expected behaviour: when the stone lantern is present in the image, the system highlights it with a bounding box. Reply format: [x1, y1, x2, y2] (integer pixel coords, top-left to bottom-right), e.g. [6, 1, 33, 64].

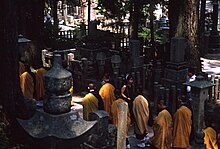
[17, 54, 111, 149]
[188, 75, 213, 148]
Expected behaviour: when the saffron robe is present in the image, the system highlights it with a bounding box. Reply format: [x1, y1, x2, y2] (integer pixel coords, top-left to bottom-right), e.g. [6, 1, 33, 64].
[35, 67, 47, 100]
[203, 127, 219, 149]
[111, 98, 131, 138]
[20, 72, 34, 99]
[173, 105, 192, 148]
[133, 95, 149, 135]
[99, 83, 115, 114]
[19, 61, 25, 76]
[82, 93, 98, 121]
[150, 109, 172, 149]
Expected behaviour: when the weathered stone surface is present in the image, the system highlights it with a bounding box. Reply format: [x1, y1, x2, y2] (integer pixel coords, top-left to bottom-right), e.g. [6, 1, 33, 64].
[170, 37, 186, 63]
[43, 93, 71, 114]
[189, 75, 213, 148]
[17, 108, 97, 139]
[117, 102, 128, 149]
[43, 54, 72, 114]
[43, 54, 72, 94]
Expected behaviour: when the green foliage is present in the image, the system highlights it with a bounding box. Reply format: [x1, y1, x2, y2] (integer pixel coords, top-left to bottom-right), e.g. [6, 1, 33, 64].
[138, 27, 169, 44]
[138, 27, 151, 41]
[95, 0, 130, 21]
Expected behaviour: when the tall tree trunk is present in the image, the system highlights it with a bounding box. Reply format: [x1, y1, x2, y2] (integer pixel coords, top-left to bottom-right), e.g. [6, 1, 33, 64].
[149, 2, 155, 59]
[169, 0, 201, 71]
[199, 0, 206, 56]
[130, 1, 141, 39]
[1, 1, 37, 145]
[1, 0, 19, 119]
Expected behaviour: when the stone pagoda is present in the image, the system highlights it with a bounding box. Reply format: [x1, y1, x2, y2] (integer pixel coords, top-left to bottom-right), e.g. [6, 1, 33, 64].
[17, 54, 112, 149]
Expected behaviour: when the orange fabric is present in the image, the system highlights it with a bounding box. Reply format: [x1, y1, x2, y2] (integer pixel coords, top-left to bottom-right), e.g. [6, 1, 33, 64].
[35, 67, 47, 100]
[173, 105, 192, 148]
[133, 95, 149, 135]
[19, 61, 25, 76]
[203, 127, 219, 149]
[20, 72, 34, 99]
[82, 93, 98, 121]
[150, 109, 172, 149]
[99, 83, 115, 114]
[111, 98, 130, 138]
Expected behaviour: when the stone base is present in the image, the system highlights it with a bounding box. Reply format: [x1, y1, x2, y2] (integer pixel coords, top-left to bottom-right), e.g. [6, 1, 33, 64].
[163, 67, 187, 82]
[17, 108, 97, 139]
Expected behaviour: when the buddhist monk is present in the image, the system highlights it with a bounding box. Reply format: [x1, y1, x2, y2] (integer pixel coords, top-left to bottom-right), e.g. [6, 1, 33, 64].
[111, 89, 131, 148]
[82, 83, 104, 121]
[203, 117, 219, 149]
[99, 74, 115, 115]
[173, 95, 192, 149]
[133, 86, 149, 148]
[35, 67, 47, 100]
[19, 61, 25, 76]
[20, 63, 35, 99]
[148, 100, 172, 149]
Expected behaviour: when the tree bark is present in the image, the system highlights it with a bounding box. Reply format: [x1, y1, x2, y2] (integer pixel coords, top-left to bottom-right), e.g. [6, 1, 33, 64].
[1, 0, 19, 118]
[169, 0, 201, 71]
[199, 0, 206, 56]
[130, 1, 142, 39]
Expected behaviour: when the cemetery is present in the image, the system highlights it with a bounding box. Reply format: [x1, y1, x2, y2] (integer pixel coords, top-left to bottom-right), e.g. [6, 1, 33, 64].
[1, 0, 220, 149]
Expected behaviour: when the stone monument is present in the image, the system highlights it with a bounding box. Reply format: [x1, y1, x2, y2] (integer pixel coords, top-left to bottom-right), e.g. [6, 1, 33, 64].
[162, 37, 188, 88]
[188, 75, 213, 148]
[17, 54, 112, 149]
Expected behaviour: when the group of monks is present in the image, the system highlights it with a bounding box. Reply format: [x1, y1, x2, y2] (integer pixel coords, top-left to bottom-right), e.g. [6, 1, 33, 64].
[82, 73, 219, 149]
[19, 60, 219, 149]
[19, 61, 47, 100]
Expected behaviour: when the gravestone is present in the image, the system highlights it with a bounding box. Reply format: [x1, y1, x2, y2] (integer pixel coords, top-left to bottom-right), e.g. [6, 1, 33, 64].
[96, 52, 106, 76]
[161, 37, 188, 89]
[129, 40, 144, 69]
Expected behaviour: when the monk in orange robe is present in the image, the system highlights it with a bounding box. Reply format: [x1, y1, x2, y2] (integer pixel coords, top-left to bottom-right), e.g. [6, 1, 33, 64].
[99, 76, 115, 115]
[20, 63, 35, 99]
[82, 83, 104, 121]
[111, 89, 131, 148]
[133, 86, 149, 148]
[173, 95, 192, 149]
[82, 92, 98, 121]
[19, 61, 25, 76]
[35, 67, 47, 100]
[20, 72, 34, 99]
[149, 100, 172, 149]
[203, 118, 219, 149]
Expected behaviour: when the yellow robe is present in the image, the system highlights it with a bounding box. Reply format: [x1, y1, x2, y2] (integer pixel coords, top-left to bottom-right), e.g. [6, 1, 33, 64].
[35, 67, 47, 100]
[173, 105, 192, 148]
[111, 98, 131, 138]
[99, 83, 115, 114]
[82, 93, 98, 121]
[150, 109, 172, 149]
[133, 95, 149, 135]
[20, 72, 34, 99]
[203, 127, 219, 149]
[19, 61, 25, 76]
